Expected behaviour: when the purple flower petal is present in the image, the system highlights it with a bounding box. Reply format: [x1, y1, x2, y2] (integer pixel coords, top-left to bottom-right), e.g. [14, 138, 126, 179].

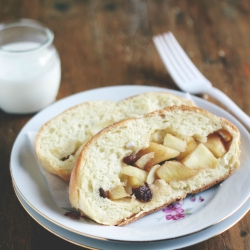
[64, 211, 81, 220]
[176, 208, 184, 213]
[166, 214, 173, 220]
[173, 202, 182, 208]
[199, 196, 204, 202]
[190, 195, 196, 202]
[163, 202, 184, 215]
[172, 213, 185, 220]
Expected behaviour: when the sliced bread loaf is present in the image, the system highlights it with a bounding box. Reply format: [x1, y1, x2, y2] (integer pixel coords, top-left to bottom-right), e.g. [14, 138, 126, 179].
[35, 92, 195, 181]
[69, 105, 240, 226]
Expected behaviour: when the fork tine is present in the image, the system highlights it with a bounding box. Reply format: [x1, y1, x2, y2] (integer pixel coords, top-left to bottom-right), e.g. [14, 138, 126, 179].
[153, 35, 188, 85]
[162, 33, 196, 81]
[166, 32, 207, 80]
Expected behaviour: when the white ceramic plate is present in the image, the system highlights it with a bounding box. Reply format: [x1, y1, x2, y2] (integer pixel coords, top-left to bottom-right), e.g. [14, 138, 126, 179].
[13, 183, 250, 250]
[10, 86, 250, 242]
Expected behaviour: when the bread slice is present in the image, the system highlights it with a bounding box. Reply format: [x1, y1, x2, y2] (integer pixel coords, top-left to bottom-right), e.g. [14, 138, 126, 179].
[35, 92, 195, 181]
[35, 101, 117, 181]
[69, 105, 240, 226]
[115, 92, 195, 120]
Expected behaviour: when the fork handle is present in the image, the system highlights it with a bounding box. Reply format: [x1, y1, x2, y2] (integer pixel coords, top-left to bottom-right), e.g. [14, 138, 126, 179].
[207, 87, 250, 131]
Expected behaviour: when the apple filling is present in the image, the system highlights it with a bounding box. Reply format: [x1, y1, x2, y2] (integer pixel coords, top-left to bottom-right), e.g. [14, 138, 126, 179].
[102, 130, 232, 202]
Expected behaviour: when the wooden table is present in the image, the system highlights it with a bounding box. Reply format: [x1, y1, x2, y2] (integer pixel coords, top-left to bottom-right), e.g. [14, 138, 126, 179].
[1, 0, 249, 249]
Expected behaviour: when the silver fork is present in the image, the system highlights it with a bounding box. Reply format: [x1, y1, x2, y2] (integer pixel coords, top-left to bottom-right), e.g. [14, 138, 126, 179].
[153, 32, 250, 131]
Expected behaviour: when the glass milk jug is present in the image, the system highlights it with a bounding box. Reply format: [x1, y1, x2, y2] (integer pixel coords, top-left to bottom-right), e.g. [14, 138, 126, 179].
[0, 19, 61, 114]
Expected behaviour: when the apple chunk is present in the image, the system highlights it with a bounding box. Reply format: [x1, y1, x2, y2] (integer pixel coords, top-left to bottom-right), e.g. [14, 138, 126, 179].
[181, 143, 218, 169]
[176, 137, 197, 161]
[138, 142, 180, 169]
[204, 133, 226, 158]
[146, 164, 161, 184]
[217, 129, 232, 142]
[163, 133, 186, 152]
[135, 152, 155, 169]
[127, 176, 145, 188]
[122, 166, 148, 182]
[156, 161, 198, 183]
[108, 185, 129, 200]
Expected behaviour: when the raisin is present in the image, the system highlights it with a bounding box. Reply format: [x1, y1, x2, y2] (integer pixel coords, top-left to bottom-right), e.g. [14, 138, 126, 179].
[60, 155, 70, 161]
[99, 188, 108, 198]
[123, 154, 137, 165]
[133, 185, 152, 202]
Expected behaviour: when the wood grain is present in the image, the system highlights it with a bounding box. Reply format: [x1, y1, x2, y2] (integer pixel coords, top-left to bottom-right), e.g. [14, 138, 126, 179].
[0, 0, 249, 249]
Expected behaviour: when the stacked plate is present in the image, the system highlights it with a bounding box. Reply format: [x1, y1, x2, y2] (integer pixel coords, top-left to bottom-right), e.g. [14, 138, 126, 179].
[10, 86, 250, 249]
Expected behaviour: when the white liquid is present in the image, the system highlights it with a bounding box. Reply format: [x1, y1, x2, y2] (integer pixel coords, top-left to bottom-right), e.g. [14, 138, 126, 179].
[1, 41, 40, 51]
[0, 41, 61, 113]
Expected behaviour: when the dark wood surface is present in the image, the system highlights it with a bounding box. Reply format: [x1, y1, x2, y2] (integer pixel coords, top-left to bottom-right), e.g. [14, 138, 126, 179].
[0, 0, 250, 249]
